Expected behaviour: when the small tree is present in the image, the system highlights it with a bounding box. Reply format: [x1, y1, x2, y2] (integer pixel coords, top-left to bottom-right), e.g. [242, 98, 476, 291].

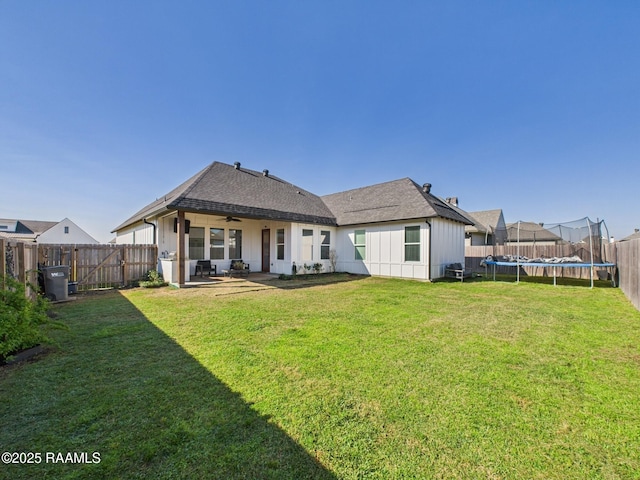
[329, 249, 338, 273]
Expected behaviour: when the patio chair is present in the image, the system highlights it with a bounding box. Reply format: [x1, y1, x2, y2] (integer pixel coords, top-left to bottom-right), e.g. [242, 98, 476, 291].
[225, 259, 250, 278]
[195, 260, 216, 277]
[445, 263, 472, 282]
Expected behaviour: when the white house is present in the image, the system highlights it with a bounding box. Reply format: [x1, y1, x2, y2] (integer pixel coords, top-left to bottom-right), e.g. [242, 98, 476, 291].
[112, 162, 473, 285]
[0, 217, 99, 244]
[505, 221, 563, 246]
[464, 209, 507, 246]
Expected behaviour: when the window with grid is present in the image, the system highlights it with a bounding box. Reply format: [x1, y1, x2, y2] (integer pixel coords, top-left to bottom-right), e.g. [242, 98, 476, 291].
[229, 229, 242, 259]
[189, 227, 205, 259]
[354, 230, 365, 260]
[320, 230, 330, 259]
[404, 226, 421, 262]
[210, 228, 224, 260]
[302, 229, 313, 261]
[276, 229, 285, 260]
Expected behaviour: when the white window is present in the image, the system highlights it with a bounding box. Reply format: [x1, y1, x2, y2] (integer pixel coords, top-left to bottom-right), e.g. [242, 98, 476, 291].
[404, 226, 421, 262]
[354, 230, 365, 260]
[210, 228, 224, 260]
[320, 230, 331, 260]
[229, 229, 242, 259]
[302, 229, 313, 262]
[189, 227, 205, 259]
[276, 229, 285, 260]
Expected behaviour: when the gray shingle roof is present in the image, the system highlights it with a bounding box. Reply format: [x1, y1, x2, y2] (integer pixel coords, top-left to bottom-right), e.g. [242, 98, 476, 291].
[465, 209, 503, 234]
[17, 220, 58, 234]
[0, 219, 58, 234]
[114, 163, 475, 232]
[321, 178, 473, 226]
[506, 222, 562, 242]
[113, 162, 337, 231]
[620, 230, 640, 242]
[0, 219, 58, 242]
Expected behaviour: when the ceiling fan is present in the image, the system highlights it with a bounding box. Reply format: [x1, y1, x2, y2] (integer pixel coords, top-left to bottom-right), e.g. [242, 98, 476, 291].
[223, 216, 242, 222]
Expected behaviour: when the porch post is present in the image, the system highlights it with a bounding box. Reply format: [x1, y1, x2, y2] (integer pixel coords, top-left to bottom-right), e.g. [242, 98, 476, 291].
[177, 210, 186, 287]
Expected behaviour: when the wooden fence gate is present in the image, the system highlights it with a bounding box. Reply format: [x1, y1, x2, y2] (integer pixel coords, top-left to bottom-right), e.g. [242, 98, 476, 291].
[38, 244, 157, 291]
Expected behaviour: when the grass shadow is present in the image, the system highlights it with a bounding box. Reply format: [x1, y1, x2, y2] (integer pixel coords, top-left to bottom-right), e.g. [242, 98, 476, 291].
[0, 291, 337, 479]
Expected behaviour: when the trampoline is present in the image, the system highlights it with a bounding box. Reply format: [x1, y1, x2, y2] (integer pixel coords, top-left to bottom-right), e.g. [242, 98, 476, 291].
[484, 259, 616, 287]
[484, 217, 616, 288]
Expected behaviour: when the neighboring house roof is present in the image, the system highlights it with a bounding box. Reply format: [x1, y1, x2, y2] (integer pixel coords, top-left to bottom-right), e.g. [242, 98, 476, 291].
[0, 219, 18, 232]
[0, 218, 98, 244]
[465, 209, 503, 235]
[18, 220, 59, 234]
[113, 162, 337, 231]
[620, 229, 640, 242]
[0, 219, 58, 242]
[506, 222, 563, 242]
[321, 178, 473, 226]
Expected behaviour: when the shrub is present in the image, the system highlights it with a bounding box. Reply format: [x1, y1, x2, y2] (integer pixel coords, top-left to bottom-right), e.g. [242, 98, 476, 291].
[139, 270, 167, 288]
[0, 276, 52, 362]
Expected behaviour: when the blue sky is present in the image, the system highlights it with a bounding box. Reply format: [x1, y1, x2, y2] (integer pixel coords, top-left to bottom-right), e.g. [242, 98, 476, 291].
[1, 1, 638, 243]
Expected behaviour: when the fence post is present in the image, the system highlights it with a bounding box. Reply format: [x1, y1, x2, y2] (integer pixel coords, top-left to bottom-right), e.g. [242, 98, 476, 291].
[122, 245, 128, 287]
[0, 238, 5, 290]
[16, 242, 25, 285]
[71, 246, 77, 282]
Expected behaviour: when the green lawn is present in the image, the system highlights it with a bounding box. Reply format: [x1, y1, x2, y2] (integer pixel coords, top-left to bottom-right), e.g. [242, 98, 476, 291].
[2, 275, 639, 479]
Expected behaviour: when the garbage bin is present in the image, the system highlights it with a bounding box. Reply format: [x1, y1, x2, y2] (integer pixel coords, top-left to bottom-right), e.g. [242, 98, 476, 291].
[42, 265, 69, 302]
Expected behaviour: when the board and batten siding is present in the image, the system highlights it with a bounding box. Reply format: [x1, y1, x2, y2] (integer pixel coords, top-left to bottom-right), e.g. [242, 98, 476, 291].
[289, 223, 337, 274]
[115, 221, 155, 245]
[334, 220, 431, 280]
[429, 217, 466, 279]
[38, 218, 99, 244]
[118, 213, 340, 275]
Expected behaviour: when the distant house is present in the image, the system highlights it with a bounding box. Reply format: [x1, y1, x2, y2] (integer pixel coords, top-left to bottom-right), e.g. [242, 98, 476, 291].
[322, 178, 472, 279]
[0, 218, 99, 244]
[441, 199, 507, 246]
[463, 210, 507, 246]
[112, 161, 473, 285]
[620, 229, 640, 242]
[505, 222, 563, 245]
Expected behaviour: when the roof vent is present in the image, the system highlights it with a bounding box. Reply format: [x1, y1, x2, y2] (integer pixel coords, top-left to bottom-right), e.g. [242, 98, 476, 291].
[263, 169, 269, 177]
[234, 162, 241, 170]
[422, 183, 432, 194]
[445, 196, 458, 207]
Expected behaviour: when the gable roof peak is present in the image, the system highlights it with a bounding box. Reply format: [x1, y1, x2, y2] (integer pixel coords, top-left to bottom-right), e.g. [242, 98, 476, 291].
[113, 161, 336, 231]
[322, 177, 472, 226]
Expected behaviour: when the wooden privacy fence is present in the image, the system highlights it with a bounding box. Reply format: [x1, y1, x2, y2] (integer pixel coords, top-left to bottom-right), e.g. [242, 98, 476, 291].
[1, 238, 39, 299]
[39, 244, 158, 291]
[465, 243, 617, 281]
[616, 238, 640, 310]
